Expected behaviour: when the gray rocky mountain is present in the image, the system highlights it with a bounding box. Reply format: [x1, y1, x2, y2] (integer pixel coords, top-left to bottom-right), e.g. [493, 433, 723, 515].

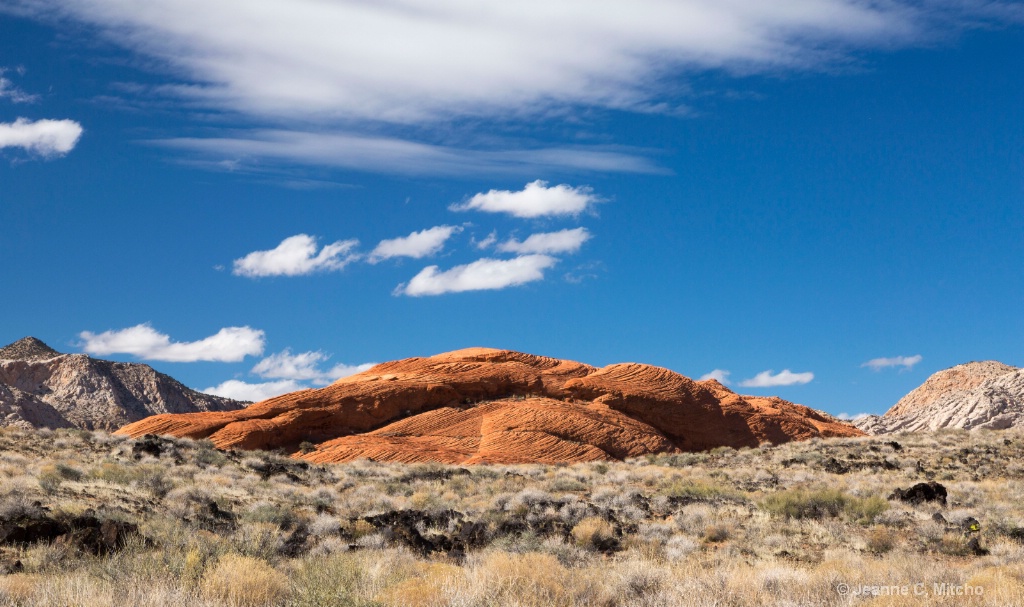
[855, 361, 1024, 434]
[0, 337, 246, 430]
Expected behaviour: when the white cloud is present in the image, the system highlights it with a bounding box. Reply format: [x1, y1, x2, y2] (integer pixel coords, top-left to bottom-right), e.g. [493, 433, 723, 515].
[157, 132, 657, 176]
[7, 1, 1018, 173]
[368, 225, 462, 263]
[203, 379, 307, 402]
[451, 181, 599, 218]
[79, 324, 265, 362]
[397, 254, 557, 296]
[739, 369, 814, 388]
[836, 412, 871, 421]
[8, 1, 1008, 125]
[699, 369, 731, 384]
[0, 74, 38, 103]
[861, 354, 923, 371]
[233, 234, 359, 277]
[473, 231, 498, 250]
[497, 227, 591, 255]
[252, 349, 375, 385]
[0, 118, 82, 157]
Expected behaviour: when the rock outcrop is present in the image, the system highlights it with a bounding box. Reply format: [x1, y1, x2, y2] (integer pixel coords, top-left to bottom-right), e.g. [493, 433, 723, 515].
[118, 347, 862, 463]
[855, 361, 1024, 434]
[0, 337, 246, 431]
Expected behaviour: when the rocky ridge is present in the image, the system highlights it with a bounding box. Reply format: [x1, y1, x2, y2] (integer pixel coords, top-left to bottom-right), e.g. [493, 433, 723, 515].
[118, 347, 862, 464]
[0, 337, 247, 431]
[856, 361, 1024, 434]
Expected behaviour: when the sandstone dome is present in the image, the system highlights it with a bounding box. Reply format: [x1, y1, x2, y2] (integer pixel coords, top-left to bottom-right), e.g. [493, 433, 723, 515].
[118, 347, 862, 463]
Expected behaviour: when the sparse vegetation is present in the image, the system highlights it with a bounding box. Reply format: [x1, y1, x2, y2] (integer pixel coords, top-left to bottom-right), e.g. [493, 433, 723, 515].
[0, 426, 1023, 605]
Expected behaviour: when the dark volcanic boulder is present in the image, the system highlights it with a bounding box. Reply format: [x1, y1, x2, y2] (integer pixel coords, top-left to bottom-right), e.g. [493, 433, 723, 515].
[889, 481, 947, 506]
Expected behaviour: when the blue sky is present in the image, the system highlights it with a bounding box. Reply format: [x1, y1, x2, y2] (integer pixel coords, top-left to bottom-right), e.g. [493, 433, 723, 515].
[1, 1, 1021, 415]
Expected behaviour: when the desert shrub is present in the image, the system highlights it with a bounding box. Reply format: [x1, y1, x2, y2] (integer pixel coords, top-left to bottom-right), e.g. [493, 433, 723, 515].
[91, 462, 172, 497]
[232, 522, 285, 560]
[662, 478, 741, 502]
[288, 553, 379, 607]
[457, 552, 582, 606]
[308, 514, 341, 538]
[571, 516, 616, 550]
[548, 477, 588, 492]
[651, 452, 708, 467]
[762, 488, 846, 519]
[353, 532, 386, 550]
[344, 519, 376, 540]
[202, 553, 289, 607]
[37, 467, 63, 494]
[937, 533, 974, 556]
[539, 536, 592, 568]
[664, 535, 698, 561]
[195, 444, 229, 467]
[38, 462, 84, 493]
[243, 501, 297, 529]
[616, 561, 666, 600]
[306, 488, 337, 512]
[54, 463, 84, 481]
[0, 491, 43, 519]
[846, 495, 889, 524]
[637, 522, 673, 544]
[378, 561, 460, 607]
[0, 572, 40, 604]
[761, 488, 886, 522]
[505, 489, 556, 514]
[874, 508, 912, 528]
[671, 503, 716, 535]
[703, 524, 731, 543]
[864, 525, 895, 554]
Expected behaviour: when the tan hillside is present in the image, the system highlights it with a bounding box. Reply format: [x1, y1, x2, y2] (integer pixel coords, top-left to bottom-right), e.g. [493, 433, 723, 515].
[0, 337, 246, 431]
[857, 361, 1024, 434]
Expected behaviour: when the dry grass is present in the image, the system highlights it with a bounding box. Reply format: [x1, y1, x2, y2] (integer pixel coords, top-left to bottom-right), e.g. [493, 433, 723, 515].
[202, 553, 290, 607]
[0, 426, 1023, 605]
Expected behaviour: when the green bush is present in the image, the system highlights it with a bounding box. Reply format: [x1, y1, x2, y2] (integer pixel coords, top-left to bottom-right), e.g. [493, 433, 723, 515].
[761, 488, 887, 523]
[662, 479, 741, 502]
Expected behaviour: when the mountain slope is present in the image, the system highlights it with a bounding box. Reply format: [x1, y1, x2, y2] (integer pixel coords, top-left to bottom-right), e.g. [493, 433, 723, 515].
[0, 337, 247, 431]
[117, 347, 861, 463]
[856, 361, 1024, 434]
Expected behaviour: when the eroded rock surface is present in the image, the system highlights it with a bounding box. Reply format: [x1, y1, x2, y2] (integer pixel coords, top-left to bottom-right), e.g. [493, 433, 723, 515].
[0, 337, 246, 431]
[118, 347, 861, 463]
[856, 361, 1024, 434]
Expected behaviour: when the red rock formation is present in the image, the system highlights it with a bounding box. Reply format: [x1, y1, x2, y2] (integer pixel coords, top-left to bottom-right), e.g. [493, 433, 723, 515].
[116, 347, 862, 463]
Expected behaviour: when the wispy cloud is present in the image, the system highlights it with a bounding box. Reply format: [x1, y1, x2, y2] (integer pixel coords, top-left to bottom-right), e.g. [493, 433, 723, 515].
[203, 379, 307, 402]
[79, 324, 265, 362]
[8, 1, 1020, 173]
[10, 1, 1010, 124]
[397, 254, 557, 296]
[836, 412, 870, 421]
[451, 181, 599, 218]
[157, 133, 657, 176]
[739, 369, 814, 388]
[0, 71, 39, 103]
[368, 225, 462, 263]
[473, 231, 498, 250]
[861, 354, 922, 371]
[251, 349, 375, 386]
[496, 227, 591, 255]
[699, 369, 731, 384]
[0, 118, 83, 158]
[233, 234, 359, 278]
